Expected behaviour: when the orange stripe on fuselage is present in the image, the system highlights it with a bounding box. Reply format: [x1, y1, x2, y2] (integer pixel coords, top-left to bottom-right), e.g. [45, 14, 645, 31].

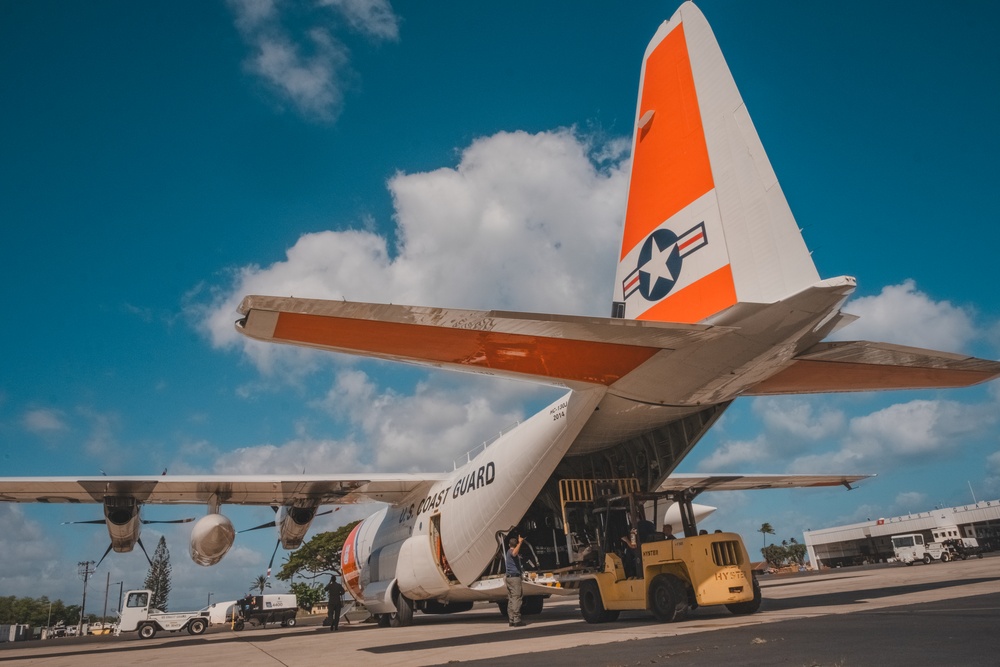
[620, 23, 714, 261]
[341, 521, 363, 601]
[272, 313, 659, 385]
[638, 264, 735, 323]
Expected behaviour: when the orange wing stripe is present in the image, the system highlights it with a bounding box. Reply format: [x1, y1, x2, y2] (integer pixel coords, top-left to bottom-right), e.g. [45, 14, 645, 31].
[621, 23, 714, 260]
[748, 360, 999, 394]
[273, 313, 659, 385]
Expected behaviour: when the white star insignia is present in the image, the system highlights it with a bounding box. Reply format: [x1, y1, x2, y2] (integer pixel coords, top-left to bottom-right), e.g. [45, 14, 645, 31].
[639, 238, 677, 285]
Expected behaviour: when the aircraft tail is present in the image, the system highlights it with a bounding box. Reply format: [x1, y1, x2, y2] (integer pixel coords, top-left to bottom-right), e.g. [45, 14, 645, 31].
[611, 2, 819, 324]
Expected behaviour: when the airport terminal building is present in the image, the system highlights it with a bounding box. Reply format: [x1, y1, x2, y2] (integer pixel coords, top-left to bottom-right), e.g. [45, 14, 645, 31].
[803, 499, 1000, 568]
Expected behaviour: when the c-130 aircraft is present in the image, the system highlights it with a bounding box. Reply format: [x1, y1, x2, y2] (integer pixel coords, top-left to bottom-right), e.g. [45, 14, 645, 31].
[3, 1, 998, 627]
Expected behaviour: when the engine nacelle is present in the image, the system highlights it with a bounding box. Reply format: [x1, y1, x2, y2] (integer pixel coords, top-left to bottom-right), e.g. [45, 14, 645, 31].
[104, 496, 141, 553]
[190, 513, 236, 566]
[276, 505, 318, 549]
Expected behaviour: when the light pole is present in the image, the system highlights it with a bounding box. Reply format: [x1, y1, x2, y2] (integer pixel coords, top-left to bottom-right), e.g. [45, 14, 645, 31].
[102, 571, 110, 627]
[116, 582, 124, 615]
[208, 592, 213, 608]
[77, 560, 95, 637]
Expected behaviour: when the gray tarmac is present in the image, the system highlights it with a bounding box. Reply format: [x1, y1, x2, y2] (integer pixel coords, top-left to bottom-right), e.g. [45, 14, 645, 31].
[2, 555, 997, 666]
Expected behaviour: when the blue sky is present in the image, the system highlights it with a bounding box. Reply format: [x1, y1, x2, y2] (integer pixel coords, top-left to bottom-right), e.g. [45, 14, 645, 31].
[2, 0, 999, 612]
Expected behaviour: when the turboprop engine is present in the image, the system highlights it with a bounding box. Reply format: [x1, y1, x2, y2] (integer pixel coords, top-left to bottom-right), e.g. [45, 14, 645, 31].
[190, 513, 236, 566]
[276, 505, 319, 549]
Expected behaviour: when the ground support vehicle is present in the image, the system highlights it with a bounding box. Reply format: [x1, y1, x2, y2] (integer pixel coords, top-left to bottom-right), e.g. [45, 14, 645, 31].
[942, 538, 985, 561]
[118, 589, 210, 639]
[891, 533, 949, 565]
[557, 479, 761, 624]
[233, 593, 298, 630]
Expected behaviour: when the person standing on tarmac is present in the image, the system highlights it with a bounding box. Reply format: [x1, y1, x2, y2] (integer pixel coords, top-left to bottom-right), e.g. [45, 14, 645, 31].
[505, 535, 526, 627]
[326, 576, 346, 631]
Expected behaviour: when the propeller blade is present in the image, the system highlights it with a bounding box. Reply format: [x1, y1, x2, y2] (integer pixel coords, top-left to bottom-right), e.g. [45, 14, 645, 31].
[316, 509, 334, 518]
[95, 543, 115, 569]
[142, 518, 196, 524]
[61, 520, 107, 525]
[136, 537, 153, 567]
[239, 520, 277, 534]
[266, 539, 281, 577]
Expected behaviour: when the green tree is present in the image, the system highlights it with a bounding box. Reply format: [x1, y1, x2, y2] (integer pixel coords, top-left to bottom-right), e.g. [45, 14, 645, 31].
[0, 596, 80, 627]
[289, 581, 327, 610]
[276, 521, 361, 581]
[758, 522, 775, 549]
[761, 543, 787, 568]
[144, 536, 172, 611]
[786, 537, 808, 566]
[250, 574, 271, 595]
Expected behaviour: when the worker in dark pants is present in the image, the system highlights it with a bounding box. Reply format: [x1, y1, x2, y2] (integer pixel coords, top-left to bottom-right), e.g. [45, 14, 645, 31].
[326, 576, 345, 631]
[505, 535, 526, 627]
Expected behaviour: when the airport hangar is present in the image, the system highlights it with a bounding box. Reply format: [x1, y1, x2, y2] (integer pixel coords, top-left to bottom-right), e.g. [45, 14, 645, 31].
[803, 498, 1000, 567]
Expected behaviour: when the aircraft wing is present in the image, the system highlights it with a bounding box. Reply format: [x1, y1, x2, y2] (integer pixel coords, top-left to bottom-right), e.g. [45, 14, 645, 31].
[658, 473, 874, 495]
[745, 341, 1000, 395]
[0, 474, 448, 506]
[236, 295, 732, 387]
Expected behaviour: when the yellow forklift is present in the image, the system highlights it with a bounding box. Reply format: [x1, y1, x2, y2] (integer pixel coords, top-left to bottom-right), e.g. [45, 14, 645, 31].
[559, 479, 761, 623]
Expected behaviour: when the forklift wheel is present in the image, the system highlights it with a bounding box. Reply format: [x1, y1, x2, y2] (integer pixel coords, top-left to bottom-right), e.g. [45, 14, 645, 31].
[649, 574, 688, 623]
[579, 580, 619, 624]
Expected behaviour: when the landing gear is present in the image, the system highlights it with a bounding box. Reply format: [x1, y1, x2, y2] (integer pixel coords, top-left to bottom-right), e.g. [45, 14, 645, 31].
[388, 590, 414, 627]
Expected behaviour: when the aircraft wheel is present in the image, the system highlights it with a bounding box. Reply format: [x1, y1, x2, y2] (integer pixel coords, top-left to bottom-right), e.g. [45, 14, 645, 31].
[579, 580, 619, 624]
[726, 575, 762, 615]
[389, 590, 414, 627]
[187, 618, 207, 635]
[138, 623, 157, 639]
[923, 554, 932, 565]
[377, 613, 391, 628]
[649, 574, 687, 623]
[496, 599, 509, 619]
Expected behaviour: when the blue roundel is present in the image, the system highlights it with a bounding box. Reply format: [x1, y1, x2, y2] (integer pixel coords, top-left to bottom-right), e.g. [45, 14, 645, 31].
[638, 229, 682, 300]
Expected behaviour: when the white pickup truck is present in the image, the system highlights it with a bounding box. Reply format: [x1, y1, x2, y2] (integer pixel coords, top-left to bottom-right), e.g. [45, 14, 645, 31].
[119, 589, 210, 639]
[891, 533, 948, 565]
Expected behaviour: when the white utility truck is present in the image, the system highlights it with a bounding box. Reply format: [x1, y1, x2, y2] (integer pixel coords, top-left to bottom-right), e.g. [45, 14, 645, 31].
[890, 533, 948, 565]
[118, 589, 210, 639]
[233, 593, 298, 630]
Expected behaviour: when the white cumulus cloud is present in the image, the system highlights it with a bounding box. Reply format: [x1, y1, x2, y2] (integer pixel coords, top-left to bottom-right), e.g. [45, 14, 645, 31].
[192, 129, 629, 372]
[227, 0, 399, 121]
[833, 279, 978, 352]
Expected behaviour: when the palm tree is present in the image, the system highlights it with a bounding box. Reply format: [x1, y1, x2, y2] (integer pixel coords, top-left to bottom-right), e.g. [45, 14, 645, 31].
[250, 575, 271, 595]
[758, 523, 775, 549]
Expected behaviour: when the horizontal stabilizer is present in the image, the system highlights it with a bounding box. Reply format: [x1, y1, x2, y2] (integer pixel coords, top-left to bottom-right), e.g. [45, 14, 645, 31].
[659, 473, 874, 495]
[746, 341, 1000, 395]
[237, 295, 730, 387]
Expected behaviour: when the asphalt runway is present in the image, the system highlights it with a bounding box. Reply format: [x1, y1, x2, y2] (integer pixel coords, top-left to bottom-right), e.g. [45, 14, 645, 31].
[2, 556, 997, 666]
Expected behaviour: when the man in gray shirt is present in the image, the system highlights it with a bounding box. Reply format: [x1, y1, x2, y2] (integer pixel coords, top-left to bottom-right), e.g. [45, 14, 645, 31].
[505, 535, 526, 627]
